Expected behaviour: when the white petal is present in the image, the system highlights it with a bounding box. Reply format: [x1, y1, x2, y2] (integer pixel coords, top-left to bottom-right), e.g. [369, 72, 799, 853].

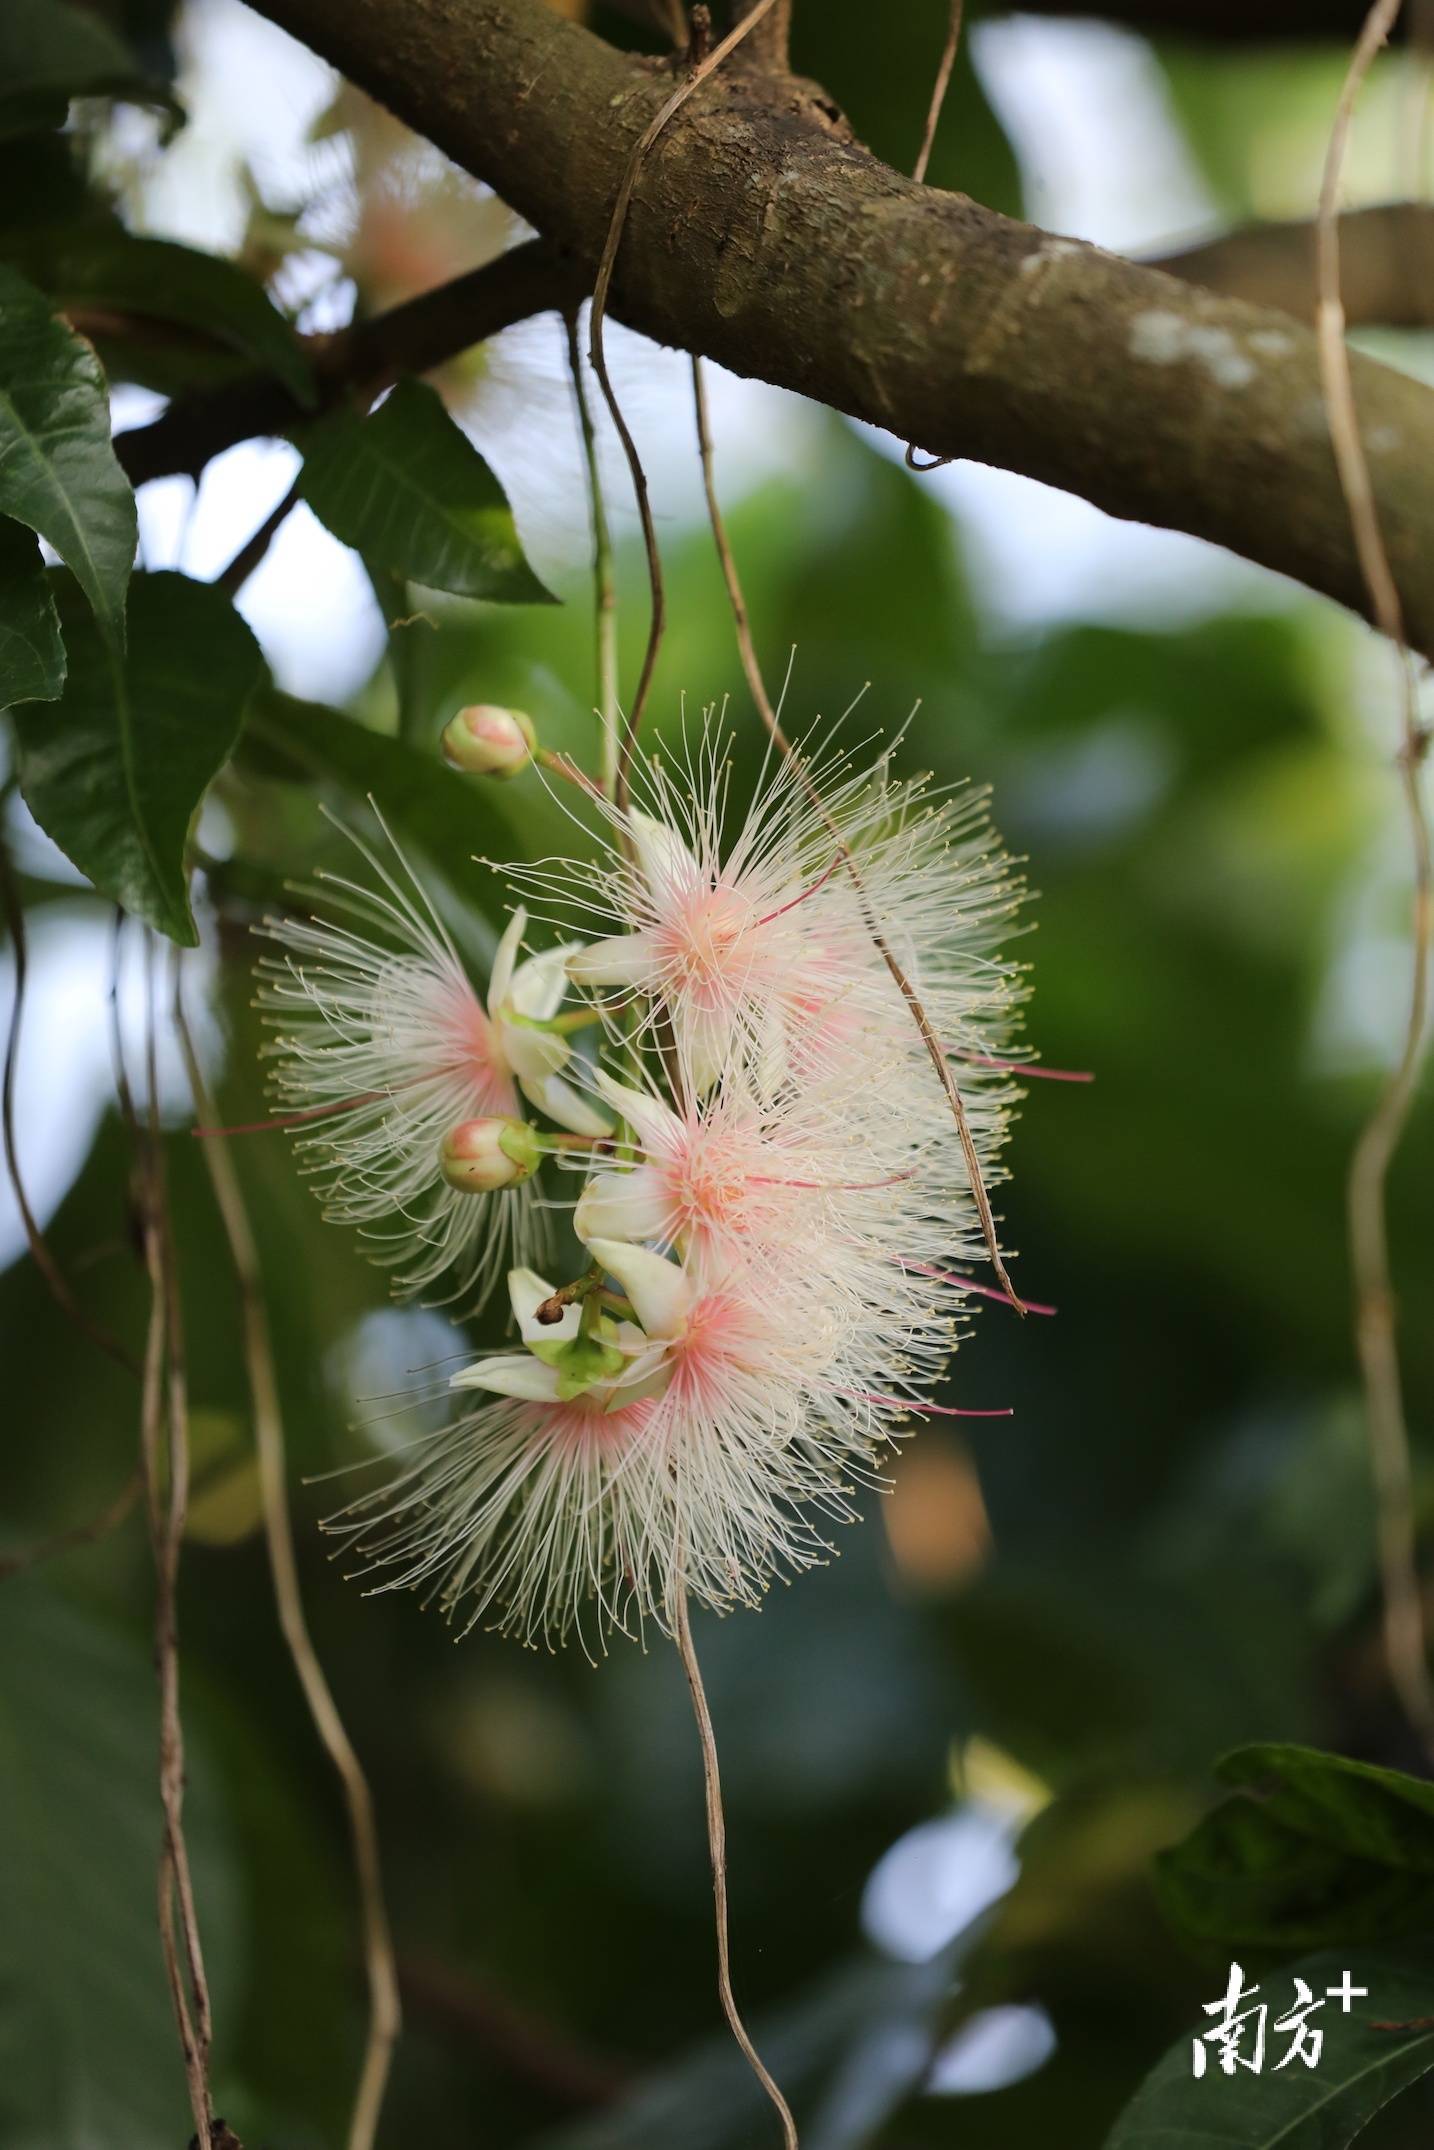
[574, 1166, 672, 1246]
[630, 809, 698, 902]
[566, 931, 662, 988]
[500, 1018, 569, 1083]
[599, 1345, 675, 1412]
[508, 1268, 581, 1347]
[450, 1353, 563, 1402]
[585, 1238, 693, 1340]
[591, 1068, 681, 1154]
[686, 1001, 732, 1094]
[488, 906, 526, 1014]
[509, 942, 578, 1022]
[519, 1069, 613, 1137]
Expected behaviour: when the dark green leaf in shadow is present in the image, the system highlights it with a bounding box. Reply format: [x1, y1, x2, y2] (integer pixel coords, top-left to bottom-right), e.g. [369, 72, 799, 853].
[3, 227, 315, 406]
[299, 377, 556, 605]
[1104, 1947, 1434, 2150]
[0, 0, 183, 140]
[1156, 1798, 1434, 1959]
[0, 516, 63, 704]
[0, 1582, 240, 2150]
[1156, 1746, 1434, 1959]
[0, 265, 136, 648]
[244, 688, 517, 914]
[12, 572, 265, 944]
[1216, 1746, 1434, 1878]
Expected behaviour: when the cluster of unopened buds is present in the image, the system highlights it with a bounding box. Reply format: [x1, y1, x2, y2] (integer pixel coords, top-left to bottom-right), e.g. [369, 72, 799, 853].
[257, 703, 1028, 1653]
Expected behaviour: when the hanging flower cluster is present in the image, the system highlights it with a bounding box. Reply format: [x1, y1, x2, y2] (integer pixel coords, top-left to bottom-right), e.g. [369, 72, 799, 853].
[258, 720, 1027, 1652]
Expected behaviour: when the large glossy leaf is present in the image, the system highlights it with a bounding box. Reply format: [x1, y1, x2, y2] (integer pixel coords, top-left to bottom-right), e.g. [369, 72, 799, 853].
[0, 0, 181, 140]
[1157, 1746, 1434, 1958]
[4, 226, 314, 406]
[0, 517, 63, 705]
[1104, 1947, 1434, 2150]
[0, 265, 136, 648]
[12, 572, 265, 944]
[298, 377, 555, 604]
[0, 1582, 239, 2150]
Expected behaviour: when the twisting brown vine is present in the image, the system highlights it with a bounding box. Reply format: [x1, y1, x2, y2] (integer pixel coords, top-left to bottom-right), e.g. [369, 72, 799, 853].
[1317, 0, 1434, 1761]
[688, 356, 1024, 1313]
[585, 0, 781, 814]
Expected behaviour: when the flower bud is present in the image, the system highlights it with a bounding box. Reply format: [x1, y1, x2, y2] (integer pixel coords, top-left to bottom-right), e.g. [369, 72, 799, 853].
[439, 1116, 541, 1193]
[441, 704, 536, 779]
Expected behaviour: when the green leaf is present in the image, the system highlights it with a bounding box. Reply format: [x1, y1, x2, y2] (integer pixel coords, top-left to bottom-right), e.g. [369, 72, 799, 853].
[3, 226, 315, 406]
[244, 688, 517, 905]
[1156, 1746, 1434, 1959]
[12, 572, 265, 944]
[0, 517, 63, 704]
[1216, 1745, 1434, 1877]
[0, 0, 182, 140]
[0, 264, 136, 647]
[299, 377, 555, 604]
[1104, 1947, 1434, 2150]
[0, 1582, 240, 2150]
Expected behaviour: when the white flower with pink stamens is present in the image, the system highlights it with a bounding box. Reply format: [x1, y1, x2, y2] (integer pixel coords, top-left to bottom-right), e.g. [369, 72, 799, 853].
[514, 720, 1025, 1111]
[329, 1253, 871, 1651]
[257, 822, 608, 1309]
[275, 714, 1033, 1653]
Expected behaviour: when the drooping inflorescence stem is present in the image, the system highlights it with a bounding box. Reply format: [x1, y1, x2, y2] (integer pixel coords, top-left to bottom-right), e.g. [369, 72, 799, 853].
[1318, 0, 1434, 1763]
[177, 980, 402, 2150]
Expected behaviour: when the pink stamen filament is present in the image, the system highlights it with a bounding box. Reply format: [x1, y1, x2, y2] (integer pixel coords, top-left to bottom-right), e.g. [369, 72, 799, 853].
[751, 855, 842, 929]
[834, 1385, 1013, 1418]
[954, 1053, 1094, 1083]
[901, 1257, 1056, 1317]
[748, 1169, 917, 1191]
[190, 1089, 391, 1138]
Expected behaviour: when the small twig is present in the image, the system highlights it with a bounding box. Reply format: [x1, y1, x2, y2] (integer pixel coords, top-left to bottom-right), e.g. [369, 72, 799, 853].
[673, 1573, 799, 2149]
[733, 0, 791, 70]
[587, 0, 780, 814]
[135, 941, 215, 2150]
[216, 477, 301, 598]
[565, 308, 621, 800]
[175, 984, 401, 2150]
[397, 1954, 632, 2105]
[689, 356, 1023, 1311]
[912, 0, 965, 186]
[1317, 0, 1434, 1761]
[0, 1464, 143, 1581]
[0, 837, 139, 1376]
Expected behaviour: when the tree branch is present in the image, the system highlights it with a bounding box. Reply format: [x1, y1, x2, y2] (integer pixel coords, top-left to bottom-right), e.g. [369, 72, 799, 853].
[115, 238, 582, 485]
[1151, 204, 1434, 328]
[237, 0, 1434, 656]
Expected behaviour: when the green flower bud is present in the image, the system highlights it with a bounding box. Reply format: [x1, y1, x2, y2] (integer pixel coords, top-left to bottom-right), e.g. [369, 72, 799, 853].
[439, 1116, 541, 1193]
[441, 703, 536, 778]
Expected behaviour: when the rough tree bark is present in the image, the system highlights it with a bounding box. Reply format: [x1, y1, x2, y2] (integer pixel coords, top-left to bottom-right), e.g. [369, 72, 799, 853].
[208, 0, 1434, 653]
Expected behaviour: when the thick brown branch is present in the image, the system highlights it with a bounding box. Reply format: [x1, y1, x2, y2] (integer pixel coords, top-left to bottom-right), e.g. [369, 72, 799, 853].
[241, 0, 1434, 657]
[115, 239, 581, 486]
[1152, 204, 1434, 328]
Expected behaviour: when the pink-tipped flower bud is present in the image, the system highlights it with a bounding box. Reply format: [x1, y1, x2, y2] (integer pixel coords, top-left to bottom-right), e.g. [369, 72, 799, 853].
[441, 704, 536, 779]
[439, 1116, 541, 1193]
